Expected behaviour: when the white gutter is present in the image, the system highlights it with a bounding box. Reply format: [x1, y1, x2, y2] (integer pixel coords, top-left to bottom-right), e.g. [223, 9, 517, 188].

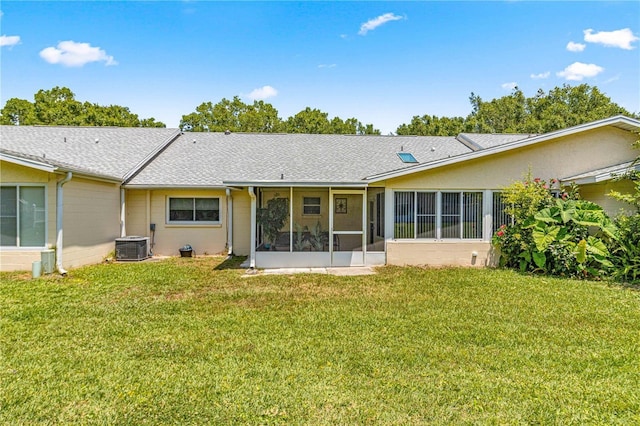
[56, 172, 72, 275]
[224, 181, 367, 188]
[226, 188, 233, 255]
[248, 186, 256, 268]
[0, 153, 56, 173]
[120, 188, 126, 237]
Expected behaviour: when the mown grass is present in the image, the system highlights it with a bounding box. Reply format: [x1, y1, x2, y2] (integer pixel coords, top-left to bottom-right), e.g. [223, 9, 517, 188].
[1, 257, 639, 424]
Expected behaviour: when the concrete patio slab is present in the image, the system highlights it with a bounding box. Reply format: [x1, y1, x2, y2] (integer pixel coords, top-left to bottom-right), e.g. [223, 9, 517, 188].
[243, 266, 376, 276]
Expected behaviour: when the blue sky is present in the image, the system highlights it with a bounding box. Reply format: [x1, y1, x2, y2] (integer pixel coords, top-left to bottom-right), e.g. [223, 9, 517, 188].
[1, 1, 639, 133]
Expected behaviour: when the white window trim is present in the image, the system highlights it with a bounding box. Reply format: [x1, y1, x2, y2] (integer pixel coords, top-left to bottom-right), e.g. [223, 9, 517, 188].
[166, 196, 221, 225]
[392, 190, 486, 241]
[302, 196, 321, 216]
[0, 184, 48, 248]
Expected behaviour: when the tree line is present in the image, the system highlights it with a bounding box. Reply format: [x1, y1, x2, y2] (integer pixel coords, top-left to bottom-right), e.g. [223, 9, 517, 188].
[1, 84, 636, 135]
[396, 84, 636, 136]
[0, 87, 165, 128]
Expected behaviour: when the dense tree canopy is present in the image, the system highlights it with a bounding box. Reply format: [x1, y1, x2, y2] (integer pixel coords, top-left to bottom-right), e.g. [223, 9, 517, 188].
[0, 87, 165, 127]
[396, 115, 467, 136]
[3, 84, 633, 136]
[181, 98, 380, 135]
[180, 97, 282, 133]
[397, 84, 636, 136]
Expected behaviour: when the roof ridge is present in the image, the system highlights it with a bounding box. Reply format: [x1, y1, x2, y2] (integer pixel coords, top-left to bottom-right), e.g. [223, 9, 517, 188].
[122, 129, 182, 183]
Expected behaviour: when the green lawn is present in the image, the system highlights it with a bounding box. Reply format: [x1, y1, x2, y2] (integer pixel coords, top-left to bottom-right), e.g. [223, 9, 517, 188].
[1, 257, 639, 424]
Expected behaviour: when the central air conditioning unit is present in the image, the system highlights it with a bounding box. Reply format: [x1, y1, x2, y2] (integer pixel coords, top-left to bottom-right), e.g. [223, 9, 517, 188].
[115, 236, 150, 261]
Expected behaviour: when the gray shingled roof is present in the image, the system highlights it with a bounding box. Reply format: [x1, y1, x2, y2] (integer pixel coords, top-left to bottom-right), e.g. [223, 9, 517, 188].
[126, 132, 474, 187]
[0, 126, 179, 179]
[561, 161, 639, 183]
[4, 116, 637, 187]
[457, 133, 533, 150]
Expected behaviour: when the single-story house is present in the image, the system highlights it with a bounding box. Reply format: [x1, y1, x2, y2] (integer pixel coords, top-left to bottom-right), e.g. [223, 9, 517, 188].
[1, 115, 638, 272]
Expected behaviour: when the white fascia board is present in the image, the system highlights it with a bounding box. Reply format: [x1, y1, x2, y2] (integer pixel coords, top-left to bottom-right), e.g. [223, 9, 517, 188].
[562, 163, 640, 185]
[1, 152, 121, 183]
[366, 115, 640, 183]
[222, 181, 368, 188]
[0, 153, 57, 173]
[122, 184, 229, 190]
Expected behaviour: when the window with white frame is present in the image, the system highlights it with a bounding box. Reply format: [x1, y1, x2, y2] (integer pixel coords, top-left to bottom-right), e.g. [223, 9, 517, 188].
[168, 197, 220, 223]
[1, 185, 46, 247]
[394, 191, 483, 239]
[303, 197, 321, 215]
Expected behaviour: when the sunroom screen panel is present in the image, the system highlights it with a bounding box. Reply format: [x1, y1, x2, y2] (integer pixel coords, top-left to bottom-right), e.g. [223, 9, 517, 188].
[463, 192, 483, 239]
[492, 192, 511, 233]
[416, 192, 436, 238]
[441, 192, 461, 238]
[394, 191, 414, 239]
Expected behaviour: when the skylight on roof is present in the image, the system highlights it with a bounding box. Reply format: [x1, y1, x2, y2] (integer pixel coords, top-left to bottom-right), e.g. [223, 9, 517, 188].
[397, 152, 418, 163]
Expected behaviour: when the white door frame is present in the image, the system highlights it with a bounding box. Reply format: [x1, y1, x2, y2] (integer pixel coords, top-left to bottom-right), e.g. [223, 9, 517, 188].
[329, 189, 366, 266]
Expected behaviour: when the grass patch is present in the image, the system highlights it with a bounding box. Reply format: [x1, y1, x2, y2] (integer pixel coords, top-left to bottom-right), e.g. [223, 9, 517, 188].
[1, 257, 639, 424]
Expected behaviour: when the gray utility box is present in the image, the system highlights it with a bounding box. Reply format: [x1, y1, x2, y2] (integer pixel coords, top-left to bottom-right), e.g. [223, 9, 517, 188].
[41, 249, 55, 274]
[115, 237, 150, 261]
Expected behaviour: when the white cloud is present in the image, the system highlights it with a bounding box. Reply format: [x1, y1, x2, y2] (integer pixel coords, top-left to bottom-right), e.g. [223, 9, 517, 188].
[358, 13, 404, 36]
[39, 41, 117, 67]
[556, 62, 604, 81]
[566, 41, 586, 52]
[246, 85, 278, 100]
[501, 82, 518, 90]
[0, 35, 20, 47]
[530, 71, 550, 79]
[318, 64, 337, 69]
[583, 28, 639, 50]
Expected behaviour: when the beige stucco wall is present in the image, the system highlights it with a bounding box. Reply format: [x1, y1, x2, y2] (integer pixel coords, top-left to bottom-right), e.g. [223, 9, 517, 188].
[387, 241, 494, 267]
[385, 127, 637, 191]
[125, 189, 149, 238]
[1, 161, 121, 271]
[231, 190, 251, 256]
[126, 189, 229, 257]
[61, 177, 121, 268]
[580, 180, 637, 217]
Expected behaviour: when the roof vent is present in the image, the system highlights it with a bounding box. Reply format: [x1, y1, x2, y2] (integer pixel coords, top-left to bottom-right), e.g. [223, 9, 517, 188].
[225, 130, 231, 135]
[193, 139, 197, 143]
[95, 138, 99, 143]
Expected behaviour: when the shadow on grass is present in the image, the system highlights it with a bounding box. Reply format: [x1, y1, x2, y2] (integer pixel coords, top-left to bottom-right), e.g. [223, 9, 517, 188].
[214, 256, 248, 270]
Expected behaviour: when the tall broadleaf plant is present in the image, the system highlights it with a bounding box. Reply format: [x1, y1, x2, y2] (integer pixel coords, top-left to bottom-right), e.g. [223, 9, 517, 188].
[493, 175, 617, 278]
[607, 136, 640, 283]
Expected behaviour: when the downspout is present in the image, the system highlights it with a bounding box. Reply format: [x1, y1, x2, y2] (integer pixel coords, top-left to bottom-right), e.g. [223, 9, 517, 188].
[226, 188, 233, 255]
[248, 186, 256, 268]
[120, 188, 126, 237]
[56, 172, 72, 275]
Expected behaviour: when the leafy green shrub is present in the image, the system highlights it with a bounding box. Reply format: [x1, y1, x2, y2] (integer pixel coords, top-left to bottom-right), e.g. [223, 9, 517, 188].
[609, 214, 640, 283]
[493, 176, 617, 279]
[607, 138, 640, 284]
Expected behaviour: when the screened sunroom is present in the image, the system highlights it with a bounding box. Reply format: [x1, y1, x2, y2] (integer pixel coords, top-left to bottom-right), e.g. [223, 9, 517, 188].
[250, 186, 386, 268]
